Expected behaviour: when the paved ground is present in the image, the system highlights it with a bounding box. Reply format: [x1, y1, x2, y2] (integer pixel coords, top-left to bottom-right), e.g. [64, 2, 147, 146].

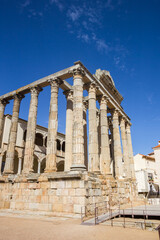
[0, 211, 158, 240]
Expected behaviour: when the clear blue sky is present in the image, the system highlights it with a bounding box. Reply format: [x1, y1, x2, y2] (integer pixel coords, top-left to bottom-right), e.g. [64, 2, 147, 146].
[0, 0, 160, 155]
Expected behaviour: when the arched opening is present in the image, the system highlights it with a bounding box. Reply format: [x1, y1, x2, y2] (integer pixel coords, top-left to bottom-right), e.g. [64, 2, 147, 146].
[33, 155, 38, 173]
[35, 133, 43, 147]
[57, 139, 61, 151]
[62, 141, 65, 152]
[57, 161, 64, 172]
[23, 130, 27, 142]
[40, 158, 46, 173]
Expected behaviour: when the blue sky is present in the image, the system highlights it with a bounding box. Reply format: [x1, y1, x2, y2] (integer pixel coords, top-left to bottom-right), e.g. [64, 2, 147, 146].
[0, 0, 160, 155]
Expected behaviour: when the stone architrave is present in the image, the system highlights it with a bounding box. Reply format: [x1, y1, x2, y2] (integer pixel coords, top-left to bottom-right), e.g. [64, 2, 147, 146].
[64, 90, 73, 172]
[0, 99, 8, 148]
[120, 117, 129, 177]
[4, 94, 24, 174]
[45, 78, 62, 173]
[126, 123, 135, 179]
[83, 100, 88, 170]
[99, 95, 111, 174]
[112, 109, 123, 178]
[23, 86, 42, 174]
[71, 67, 86, 171]
[88, 82, 99, 172]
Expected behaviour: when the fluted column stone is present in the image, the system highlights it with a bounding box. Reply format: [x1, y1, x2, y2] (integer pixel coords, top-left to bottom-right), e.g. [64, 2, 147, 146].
[23, 86, 42, 174]
[4, 94, 24, 174]
[120, 117, 129, 177]
[83, 100, 88, 170]
[45, 78, 62, 173]
[126, 123, 135, 179]
[88, 83, 99, 172]
[71, 68, 86, 171]
[64, 90, 73, 171]
[99, 95, 111, 174]
[112, 109, 123, 178]
[0, 99, 8, 148]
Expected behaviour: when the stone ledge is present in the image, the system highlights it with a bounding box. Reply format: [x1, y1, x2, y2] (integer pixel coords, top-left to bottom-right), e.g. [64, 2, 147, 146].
[47, 172, 82, 181]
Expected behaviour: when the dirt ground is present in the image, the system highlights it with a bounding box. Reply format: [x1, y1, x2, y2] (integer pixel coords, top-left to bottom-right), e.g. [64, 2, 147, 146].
[0, 214, 158, 240]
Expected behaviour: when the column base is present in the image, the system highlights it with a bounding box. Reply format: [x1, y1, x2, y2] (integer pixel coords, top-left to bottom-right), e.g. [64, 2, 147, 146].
[70, 164, 86, 171]
[3, 170, 14, 175]
[44, 168, 57, 173]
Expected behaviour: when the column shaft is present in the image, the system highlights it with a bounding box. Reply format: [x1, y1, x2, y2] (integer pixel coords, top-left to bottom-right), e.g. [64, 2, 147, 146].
[45, 78, 61, 173]
[17, 157, 22, 175]
[71, 68, 86, 171]
[23, 87, 41, 174]
[126, 123, 135, 178]
[38, 161, 41, 174]
[64, 90, 73, 171]
[88, 83, 99, 172]
[112, 109, 123, 178]
[4, 94, 23, 174]
[120, 118, 129, 177]
[99, 96, 111, 174]
[83, 100, 88, 170]
[0, 100, 8, 148]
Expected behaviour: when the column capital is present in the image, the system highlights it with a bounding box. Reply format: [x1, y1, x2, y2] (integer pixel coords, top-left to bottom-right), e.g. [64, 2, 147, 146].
[126, 122, 131, 130]
[120, 116, 126, 126]
[63, 89, 73, 100]
[111, 108, 120, 118]
[48, 77, 63, 87]
[30, 86, 43, 96]
[98, 94, 109, 104]
[72, 67, 85, 77]
[87, 82, 99, 93]
[0, 99, 9, 106]
[13, 93, 25, 102]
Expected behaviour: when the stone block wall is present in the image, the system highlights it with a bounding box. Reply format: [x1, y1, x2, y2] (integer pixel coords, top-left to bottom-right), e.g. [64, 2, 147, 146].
[0, 172, 137, 216]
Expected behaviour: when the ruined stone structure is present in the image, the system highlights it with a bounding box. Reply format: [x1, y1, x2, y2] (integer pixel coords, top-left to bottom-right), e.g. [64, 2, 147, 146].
[0, 61, 137, 215]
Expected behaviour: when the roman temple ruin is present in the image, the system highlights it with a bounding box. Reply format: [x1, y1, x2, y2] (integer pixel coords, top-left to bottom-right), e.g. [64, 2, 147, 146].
[0, 61, 137, 215]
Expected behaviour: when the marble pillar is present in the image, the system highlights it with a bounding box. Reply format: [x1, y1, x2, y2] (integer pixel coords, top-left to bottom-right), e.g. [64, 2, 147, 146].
[83, 100, 88, 170]
[99, 95, 111, 174]
[0, 99, 8, 148]
[120, 117, 129, 178]
[126, 123, 135, 179]
[17, 157, 22, 175]
[4, 94, 24, 174]
[71, 68, 86, 171]
[45, 78, 62, 173]
[64, 90, 73, 171]
[23, 86, 42, 174]
[112, 109, 123, 178]
[38, 161, 41, 174]
[88, 83, 99, 172]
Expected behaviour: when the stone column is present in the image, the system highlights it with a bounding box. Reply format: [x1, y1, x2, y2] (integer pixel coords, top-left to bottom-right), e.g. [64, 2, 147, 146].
[126, 123, 135, 179]
[83, 100, 88, 170]
[99, 95, 111, 174]
[64, 90, 73, 171]
[38, 161, 41, 174]
[4, 94, 24, 174]
[23, 86, 42, 174]
[0, 152, 4, 175]
[112, 109, 123, 178]
[71, 67, 86, 171]
[120, 117, 129, 178]
[88, 83, 99, 172]
[45, 78, 62, 173]
[17, 157, 22, 175]
[0, 99, 8, 148]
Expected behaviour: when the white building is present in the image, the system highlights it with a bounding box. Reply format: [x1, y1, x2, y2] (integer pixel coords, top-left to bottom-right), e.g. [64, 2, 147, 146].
[134, 141, 160, 195]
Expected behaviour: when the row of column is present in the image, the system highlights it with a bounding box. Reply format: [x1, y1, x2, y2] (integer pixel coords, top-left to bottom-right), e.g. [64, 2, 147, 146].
[0, 67, 135, 178]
